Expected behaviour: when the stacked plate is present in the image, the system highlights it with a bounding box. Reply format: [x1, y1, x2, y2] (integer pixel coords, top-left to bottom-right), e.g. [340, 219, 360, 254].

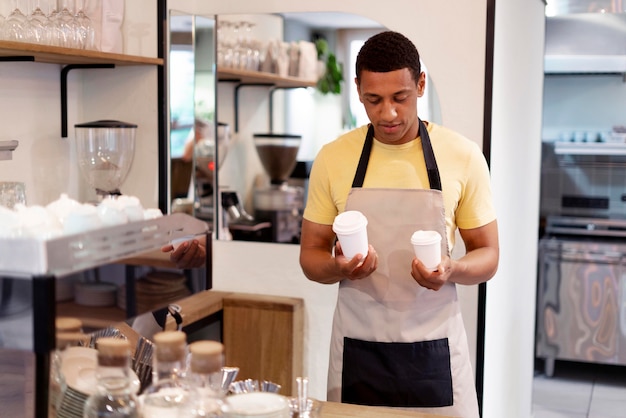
[117, 270, 191, 313]
[74, 282, 117, 307]
[55, 345, 141, 418]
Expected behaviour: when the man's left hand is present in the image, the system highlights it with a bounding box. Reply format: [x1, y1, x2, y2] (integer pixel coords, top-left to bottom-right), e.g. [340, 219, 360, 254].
[410, 256, 452, 291]
[161, 239, 206, 269]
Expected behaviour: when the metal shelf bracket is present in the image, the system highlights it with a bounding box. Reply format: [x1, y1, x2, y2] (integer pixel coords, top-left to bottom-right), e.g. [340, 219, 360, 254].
[60, 63, 115, 137]
[233, 82, 274, 133]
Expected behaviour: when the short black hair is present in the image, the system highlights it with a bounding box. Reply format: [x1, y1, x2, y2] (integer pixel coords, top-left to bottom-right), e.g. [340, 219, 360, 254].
[356, 31, 421, 84]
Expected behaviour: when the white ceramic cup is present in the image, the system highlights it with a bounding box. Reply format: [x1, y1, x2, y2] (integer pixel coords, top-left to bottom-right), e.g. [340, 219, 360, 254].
[410, 230, 442, 271]
[170, 235, 194, 250]
[332, 210, 369, 260]
[64, 204, 102, 235]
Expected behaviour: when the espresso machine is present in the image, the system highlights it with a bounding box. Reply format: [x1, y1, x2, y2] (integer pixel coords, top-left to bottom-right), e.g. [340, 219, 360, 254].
[252, 133, 304, 243]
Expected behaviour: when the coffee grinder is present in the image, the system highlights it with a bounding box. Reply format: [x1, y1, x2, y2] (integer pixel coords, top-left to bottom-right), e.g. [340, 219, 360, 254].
[74, 120, 137, 200]
[252, 133, 304, 243]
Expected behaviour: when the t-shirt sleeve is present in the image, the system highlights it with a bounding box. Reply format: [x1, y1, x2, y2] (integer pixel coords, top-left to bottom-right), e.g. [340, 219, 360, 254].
[302, 149, 339, 226]
[455, 144, 497, 230]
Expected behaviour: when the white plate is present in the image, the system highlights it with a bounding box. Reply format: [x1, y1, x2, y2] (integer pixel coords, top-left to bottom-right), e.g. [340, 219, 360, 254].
[60, 346, 140, 396]
[224, 392, 290, 418]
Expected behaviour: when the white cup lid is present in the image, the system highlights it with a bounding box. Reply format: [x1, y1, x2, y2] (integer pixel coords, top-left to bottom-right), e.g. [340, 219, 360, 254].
[332, 210, 368, 235]
[410, 230, 442, 245]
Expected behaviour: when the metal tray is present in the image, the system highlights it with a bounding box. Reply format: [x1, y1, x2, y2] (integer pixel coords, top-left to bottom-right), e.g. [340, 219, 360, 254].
[0, 213, 208, 278]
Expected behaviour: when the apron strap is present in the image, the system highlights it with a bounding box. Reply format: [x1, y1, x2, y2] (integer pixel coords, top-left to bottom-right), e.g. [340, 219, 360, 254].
[351, 120, 442, 191]
[351, 125, 374, 188]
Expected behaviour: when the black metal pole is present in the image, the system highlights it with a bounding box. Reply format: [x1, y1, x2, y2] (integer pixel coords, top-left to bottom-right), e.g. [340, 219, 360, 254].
[32, 275, 56, 418]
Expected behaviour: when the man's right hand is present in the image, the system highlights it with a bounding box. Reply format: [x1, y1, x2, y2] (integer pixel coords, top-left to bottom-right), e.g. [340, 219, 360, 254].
[335, 242, 378, 280]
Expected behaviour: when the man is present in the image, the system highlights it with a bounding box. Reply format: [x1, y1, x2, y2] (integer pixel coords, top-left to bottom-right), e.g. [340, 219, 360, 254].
[299, 31, 498, 417]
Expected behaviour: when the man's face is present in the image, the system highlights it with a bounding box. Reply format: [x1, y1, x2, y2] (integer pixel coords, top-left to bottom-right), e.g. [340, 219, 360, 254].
[356, 68, 425, 145]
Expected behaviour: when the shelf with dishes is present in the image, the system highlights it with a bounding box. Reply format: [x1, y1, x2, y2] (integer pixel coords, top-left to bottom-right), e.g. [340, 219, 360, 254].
[0, 40, 163, 66]
[217, 67, 317, 88]
[554, 141, 626, 156]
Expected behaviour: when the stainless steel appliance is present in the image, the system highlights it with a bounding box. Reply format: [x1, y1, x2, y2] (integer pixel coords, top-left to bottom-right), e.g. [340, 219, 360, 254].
[252, 133, 304, 243]
[536, 215, 626, 376]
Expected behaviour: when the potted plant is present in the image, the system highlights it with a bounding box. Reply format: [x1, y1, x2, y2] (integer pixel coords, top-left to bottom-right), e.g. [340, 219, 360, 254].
[315, 38, 343, 95]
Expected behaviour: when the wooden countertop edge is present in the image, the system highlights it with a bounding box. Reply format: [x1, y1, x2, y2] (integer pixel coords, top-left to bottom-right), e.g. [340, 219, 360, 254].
[163, 290, 233, 330]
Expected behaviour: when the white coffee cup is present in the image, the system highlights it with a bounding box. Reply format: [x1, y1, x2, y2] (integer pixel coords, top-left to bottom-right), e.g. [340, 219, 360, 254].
[64, 204, 102, 235]
[332, 210, 369, 260]
[410, 230, 442, 271]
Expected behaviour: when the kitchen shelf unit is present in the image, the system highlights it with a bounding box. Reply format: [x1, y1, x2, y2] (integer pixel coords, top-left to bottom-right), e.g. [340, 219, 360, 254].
[217, 67, 317, 88]
[0, 40, 163, 137]
[554, 141, 626, 156]
[218, 67, 317, 132]
[0, 213, 209, 418]
[0, 40, 163, 66]
[553, 141, 626, 167]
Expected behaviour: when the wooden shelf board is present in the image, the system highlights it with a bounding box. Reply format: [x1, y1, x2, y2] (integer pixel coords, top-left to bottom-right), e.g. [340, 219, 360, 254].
[56, 301, 126, 330]
[0, 40, 163, 66]
[218, 67, 317, 88]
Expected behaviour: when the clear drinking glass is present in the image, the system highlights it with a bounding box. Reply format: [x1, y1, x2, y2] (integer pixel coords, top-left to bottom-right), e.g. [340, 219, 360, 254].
[3, 0, 30, 42]
[74, 0, 95, 49]
[0, 182, 26, 209]
[51, 0, 78, 48]
[27, 0, 51, 44]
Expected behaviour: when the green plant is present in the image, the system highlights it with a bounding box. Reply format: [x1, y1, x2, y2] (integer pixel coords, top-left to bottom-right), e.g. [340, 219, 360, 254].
[315, 38, 343, 95]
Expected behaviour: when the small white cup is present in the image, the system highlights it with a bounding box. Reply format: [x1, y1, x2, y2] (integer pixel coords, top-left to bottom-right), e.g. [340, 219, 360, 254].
[143, 208, 163, 220]
[332, 210, 369, 260]
[411, 230, 442, 271]
[116, 195, 144, 222]
[170, 235, 194, 250]
[64, 204, 102, 235]
[97, 198, 128, 226]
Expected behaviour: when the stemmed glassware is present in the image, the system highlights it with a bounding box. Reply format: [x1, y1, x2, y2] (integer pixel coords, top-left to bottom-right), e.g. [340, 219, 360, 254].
[27, 0, 51, 45]
[51, 0, 79, 48]
[3, 0, 30, 42]
[75, 0, 95, 49]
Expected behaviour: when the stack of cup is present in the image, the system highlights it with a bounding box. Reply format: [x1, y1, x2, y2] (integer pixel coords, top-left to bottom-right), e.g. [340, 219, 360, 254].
[332, 211, 369, 260]
[410, 230, 442, 271]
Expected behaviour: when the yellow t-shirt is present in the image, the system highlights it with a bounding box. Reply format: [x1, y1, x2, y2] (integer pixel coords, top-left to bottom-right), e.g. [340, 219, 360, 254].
[303, 123, 497, 250]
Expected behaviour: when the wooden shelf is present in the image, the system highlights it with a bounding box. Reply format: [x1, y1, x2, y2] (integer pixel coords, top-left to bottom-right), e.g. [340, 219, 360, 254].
[554, 141, 626, 156]
[0, 40, 163, 66]
[56, 301, 127, 331]
[218, 67, 316, 88]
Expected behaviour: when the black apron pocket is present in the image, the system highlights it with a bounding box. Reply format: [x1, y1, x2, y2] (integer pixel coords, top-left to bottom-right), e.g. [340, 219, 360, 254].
[341, 337, 453, 408]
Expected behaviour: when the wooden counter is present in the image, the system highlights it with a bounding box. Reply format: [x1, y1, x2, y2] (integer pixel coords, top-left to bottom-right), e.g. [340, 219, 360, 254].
[321, 402, 455, 417]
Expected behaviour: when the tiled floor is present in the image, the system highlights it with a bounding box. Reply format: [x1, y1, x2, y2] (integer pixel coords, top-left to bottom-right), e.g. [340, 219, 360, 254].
[532, 360, 626, 418]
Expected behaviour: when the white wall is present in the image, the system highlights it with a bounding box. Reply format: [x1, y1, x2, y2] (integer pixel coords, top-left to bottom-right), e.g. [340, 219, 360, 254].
[484, 1, 545, 417]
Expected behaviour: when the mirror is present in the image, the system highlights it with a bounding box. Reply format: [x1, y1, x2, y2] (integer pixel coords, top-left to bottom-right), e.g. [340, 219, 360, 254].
[168, 10, 218, 230]
[214, 13, 440, 244]
[165, 9, 442, 243]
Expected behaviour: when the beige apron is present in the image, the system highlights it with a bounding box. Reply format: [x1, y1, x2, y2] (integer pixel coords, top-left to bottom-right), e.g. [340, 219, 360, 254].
[326, 122, 478, 418]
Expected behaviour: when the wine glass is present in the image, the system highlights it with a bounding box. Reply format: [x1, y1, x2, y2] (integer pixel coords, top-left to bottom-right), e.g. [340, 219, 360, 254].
[27, 0, 51, 44]
[3, 0, 30, 42]
[74, 0, 95, 49]
[51, 0, 79, 48]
